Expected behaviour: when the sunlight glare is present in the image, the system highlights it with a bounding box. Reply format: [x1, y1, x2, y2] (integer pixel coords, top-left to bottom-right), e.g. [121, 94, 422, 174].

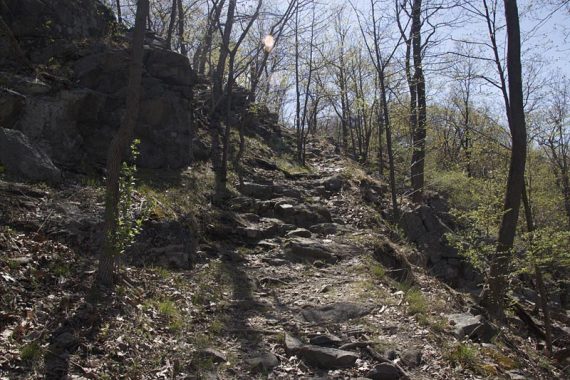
[263, 35, 275, 53]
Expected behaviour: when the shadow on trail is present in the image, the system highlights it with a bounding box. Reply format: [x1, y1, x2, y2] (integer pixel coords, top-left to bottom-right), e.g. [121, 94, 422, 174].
[219, 255, 299, 358]
[43, 288, 118, 380]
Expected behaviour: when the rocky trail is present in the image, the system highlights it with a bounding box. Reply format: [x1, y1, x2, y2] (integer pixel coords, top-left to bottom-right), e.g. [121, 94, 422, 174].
[173, 139, 519, 379]
[0, 136, 561, 380]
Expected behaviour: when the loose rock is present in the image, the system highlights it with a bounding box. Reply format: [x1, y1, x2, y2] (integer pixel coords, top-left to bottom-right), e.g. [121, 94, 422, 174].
[366, 363, 405, 380]
[284, 237, 337, 264]
[297, 345, 358, 369]
[301, 303, 373, 323]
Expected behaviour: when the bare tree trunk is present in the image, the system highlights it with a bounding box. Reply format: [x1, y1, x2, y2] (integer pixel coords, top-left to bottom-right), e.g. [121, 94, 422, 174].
[521, 184, 553, 355]
[166, 0, 177, 49]
[294, 2, 302, 162]
[177, 0, 186, 56]
[298, 3, 316, 165]
[379, 72, 399, 220]
[410, 0, 426, 203]
[97, 0, 148, 289]
[377, 104, 384, 176]
[216, 0, 260, 196]
[195, 0, 226, 75]
[249, 0, 296, 101]
[486, 0, 527, 320]
[116, 0, 122, 23]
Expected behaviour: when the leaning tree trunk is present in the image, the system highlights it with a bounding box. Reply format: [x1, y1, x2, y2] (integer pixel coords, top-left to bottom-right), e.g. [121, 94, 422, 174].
[97, 0, 148, 289]
[486, 0, 527, 320]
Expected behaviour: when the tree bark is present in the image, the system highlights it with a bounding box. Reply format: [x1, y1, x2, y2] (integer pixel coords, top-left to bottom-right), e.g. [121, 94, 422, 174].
[522, 184, 553, 355]
[177, 0, 186, 56]
[97, 0, 148, 289]
[410, 0, 426, 203]
[486, 0, 527, 320]
[116, 0, 122, 23]
[166, 0, 177, 49]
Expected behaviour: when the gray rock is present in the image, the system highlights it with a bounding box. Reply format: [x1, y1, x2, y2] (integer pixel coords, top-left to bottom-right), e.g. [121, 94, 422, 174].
[284, 333, 303, 355]
[253, 158, 278, 170]
[144, 47, 195, 86]
[506, 370, 528, 380]
[297, 345, 358, 369]
[322, 175, 344, 192]
[309, 223, 339, 236]
[261, 257, 290, 266]
[192, 137, 210, 160]
[447, 313, 497, 343]
[400, 348, 422, 368]
[275, 203, 332, 228]
[0, 128, 61, 183]
[309, 334, 342, 347]
[196, 348, 227, 363]
[2, 0, 113, 64]
[286, 228, 312, 238]
[284, 237, 337, 264]
[0, 87, 26, 128]
[301, 303, 372, 323]
[240, 182, 274, 200]
[149, 245, 190, 269]
[246, 352, 279, 373]
[372, 239, 414, 283]
[274, 185, 303, 199]
[53, 331, 78, 350]
[366, 363, 404, 380]
[237, 218, 280, 241]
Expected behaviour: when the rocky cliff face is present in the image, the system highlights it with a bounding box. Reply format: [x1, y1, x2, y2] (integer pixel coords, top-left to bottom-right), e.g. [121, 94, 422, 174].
[0, 0, 202, 175]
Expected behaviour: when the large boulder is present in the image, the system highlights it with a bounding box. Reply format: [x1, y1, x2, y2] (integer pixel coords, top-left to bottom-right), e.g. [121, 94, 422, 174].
[2, 46, 196, 170]
[1, 0, 114, 65]
[447, 313, 497, 343]
[400, 199, 480, 287]
[0, 128, 61, 183]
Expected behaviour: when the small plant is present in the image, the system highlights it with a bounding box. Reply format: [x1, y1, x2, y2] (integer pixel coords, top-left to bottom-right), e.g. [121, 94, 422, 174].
[113, 139, 148, 254]
[405, 287, 427, 316]
[445, 342, 478, 368]
[209, 318, 224, 335]
[154, 267, 171, 279]
[20, 342, 42, 365]
[158, 300, 178, 318]
[370, 263, 386, 279]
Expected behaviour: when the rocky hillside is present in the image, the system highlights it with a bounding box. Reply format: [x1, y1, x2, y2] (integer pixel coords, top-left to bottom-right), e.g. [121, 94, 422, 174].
[0, 1, 569, 379]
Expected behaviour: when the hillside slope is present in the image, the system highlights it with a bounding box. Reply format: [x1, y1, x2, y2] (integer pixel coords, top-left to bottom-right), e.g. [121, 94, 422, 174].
[1, 132, 565, 379]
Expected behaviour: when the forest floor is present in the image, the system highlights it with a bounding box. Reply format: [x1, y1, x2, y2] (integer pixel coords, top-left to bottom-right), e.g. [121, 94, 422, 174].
[0, 136, 566, 379]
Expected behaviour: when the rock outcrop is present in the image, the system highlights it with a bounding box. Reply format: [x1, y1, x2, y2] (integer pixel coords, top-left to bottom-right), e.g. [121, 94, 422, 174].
[0, 127, 62, 183]
[400, 192, 480, 288]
